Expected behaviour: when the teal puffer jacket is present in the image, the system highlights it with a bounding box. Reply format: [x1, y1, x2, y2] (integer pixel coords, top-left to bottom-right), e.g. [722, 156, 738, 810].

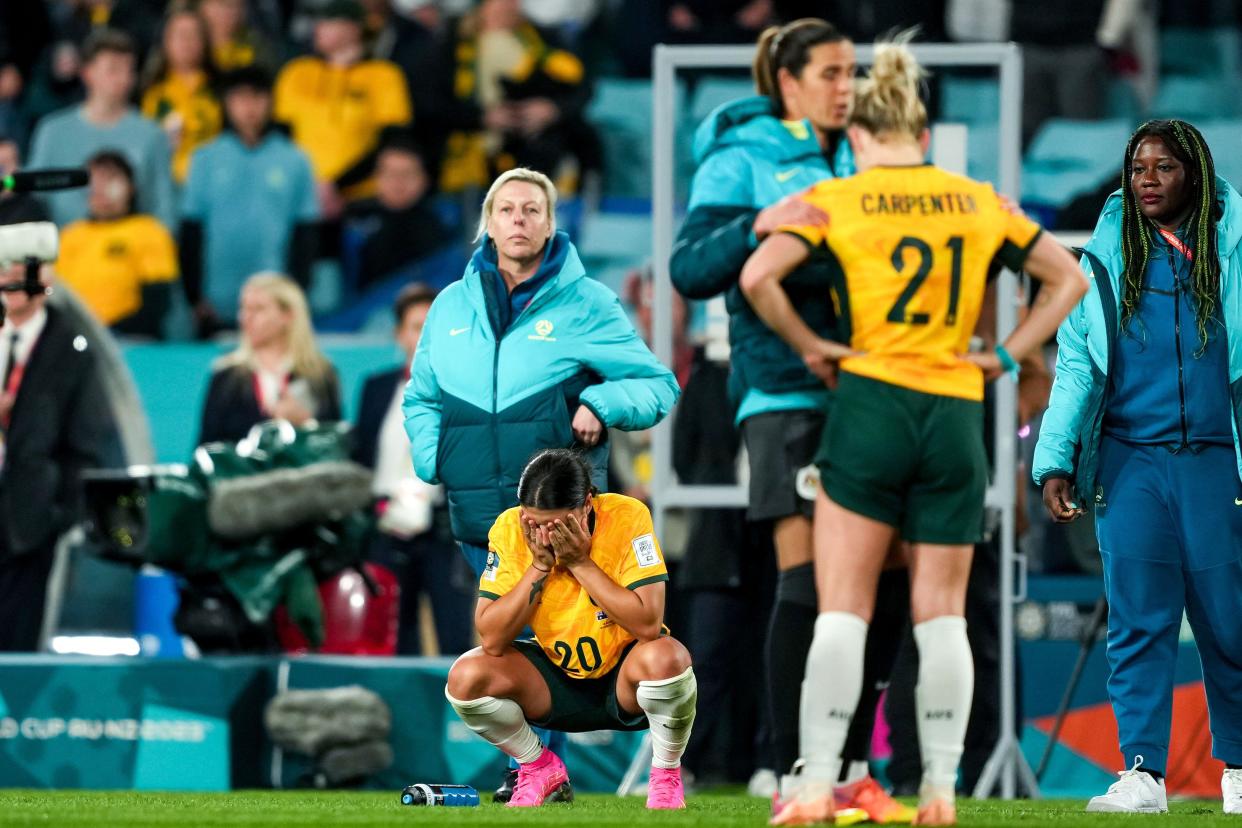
[670, 95, 853, 411]
[403, 231, 680, 544]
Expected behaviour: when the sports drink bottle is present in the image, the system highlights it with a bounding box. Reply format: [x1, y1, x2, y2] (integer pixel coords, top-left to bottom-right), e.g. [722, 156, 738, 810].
[399, 783, 480, 806]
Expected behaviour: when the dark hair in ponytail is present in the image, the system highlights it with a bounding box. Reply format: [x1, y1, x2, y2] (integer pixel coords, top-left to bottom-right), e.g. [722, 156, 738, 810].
[517, 449, 597, 510]
[752, 18, 848, 116]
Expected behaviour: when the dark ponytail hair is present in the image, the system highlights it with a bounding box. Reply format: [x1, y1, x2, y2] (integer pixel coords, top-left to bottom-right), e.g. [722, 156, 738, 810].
[752, 18, 848, 116]
[517, 449, 597, 510]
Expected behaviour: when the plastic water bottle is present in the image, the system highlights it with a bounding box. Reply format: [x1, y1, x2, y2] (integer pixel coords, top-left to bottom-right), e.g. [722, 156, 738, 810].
[399, 784, 480, 806]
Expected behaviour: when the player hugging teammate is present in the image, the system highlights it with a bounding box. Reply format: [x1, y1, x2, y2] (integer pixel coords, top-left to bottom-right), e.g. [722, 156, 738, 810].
[741, 33, 1087, 826]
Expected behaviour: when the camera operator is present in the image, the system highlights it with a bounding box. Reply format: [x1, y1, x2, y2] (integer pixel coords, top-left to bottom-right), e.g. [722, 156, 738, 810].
[0, 256, 108, 650]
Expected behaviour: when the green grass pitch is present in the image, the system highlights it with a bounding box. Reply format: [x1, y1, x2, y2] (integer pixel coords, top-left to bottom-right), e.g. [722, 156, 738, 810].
[0, 792, 1235, 827]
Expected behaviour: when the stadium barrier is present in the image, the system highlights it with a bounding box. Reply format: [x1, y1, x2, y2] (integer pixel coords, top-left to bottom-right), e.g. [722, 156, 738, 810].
[0, 655, 641, 792]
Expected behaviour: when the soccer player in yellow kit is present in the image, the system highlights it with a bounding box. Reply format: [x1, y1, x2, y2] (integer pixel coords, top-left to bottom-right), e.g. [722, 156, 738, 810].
[739, 36, 1088, 826]
[444, 449, 696, 809]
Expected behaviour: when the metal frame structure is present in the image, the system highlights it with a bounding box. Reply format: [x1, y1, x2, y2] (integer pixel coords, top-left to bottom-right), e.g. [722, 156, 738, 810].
[646, 42, 1036, 800]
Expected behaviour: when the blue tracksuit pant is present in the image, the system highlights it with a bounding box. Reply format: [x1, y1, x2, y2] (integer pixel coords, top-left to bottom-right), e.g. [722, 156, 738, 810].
[460, 541, 567, 767]
[1095, 436, 1242, 774]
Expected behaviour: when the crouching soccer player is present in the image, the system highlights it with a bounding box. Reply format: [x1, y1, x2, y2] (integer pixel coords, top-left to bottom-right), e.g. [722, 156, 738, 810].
[445, 449, 697, 808]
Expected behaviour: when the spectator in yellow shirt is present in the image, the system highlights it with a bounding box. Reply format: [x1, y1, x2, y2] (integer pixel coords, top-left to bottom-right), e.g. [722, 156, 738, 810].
[56, 151, 178, 339]
[439, 0, 600, 194]
[140, 3, 223, 184]
[274, 0, 412, 219]
[200, 0, 277, 73]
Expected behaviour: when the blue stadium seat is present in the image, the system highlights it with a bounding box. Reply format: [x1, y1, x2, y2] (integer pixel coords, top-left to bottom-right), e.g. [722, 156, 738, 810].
[587, 79, 653, 198]
[575, 210, 653, 294]
[577, 210, 652, 259]
[688, 76, 757, 126]
[940, 75, 1000, 124]
[1103, 78, 1141, 121]
[1149, 75, 1240, 121]
[1160, 27, 1236, 76]
[1022, 119, 1134, 208]
[964, 122, 1000, 186]
[1196, 120, 1242, 192]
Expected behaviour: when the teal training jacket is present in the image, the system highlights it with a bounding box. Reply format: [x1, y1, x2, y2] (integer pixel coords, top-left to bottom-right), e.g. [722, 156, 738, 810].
[670, 95, 853, 411]
[403, 231, 680, 544]
[1033, 176, 1242, 501]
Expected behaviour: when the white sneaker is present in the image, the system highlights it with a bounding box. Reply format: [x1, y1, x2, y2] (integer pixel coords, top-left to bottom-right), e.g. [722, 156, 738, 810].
[1085, 756, 1168, 813]
[1224, 768, 1242, 815]
[747, 767, 778, 798]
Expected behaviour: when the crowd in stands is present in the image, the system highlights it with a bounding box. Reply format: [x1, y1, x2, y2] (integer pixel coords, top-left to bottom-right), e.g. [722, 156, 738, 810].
[0, 0, 614, 339]
[0, 0, 1235, 340]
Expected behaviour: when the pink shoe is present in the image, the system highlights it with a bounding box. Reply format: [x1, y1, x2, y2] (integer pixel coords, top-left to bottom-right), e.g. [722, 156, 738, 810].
[646, 766, 686, 809]
[507, 748, 570, 807]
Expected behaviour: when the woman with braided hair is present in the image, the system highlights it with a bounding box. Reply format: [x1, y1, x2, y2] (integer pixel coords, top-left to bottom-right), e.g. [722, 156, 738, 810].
[1034, 119, 1242, 815]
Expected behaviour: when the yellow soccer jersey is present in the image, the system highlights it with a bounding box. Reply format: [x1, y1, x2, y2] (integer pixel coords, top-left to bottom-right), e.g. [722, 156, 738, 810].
[274, 57, 412, 182]
[780, 165, 1042, 401]
[56, 215, 178, 325]
[141, 72, 223, 183]
[480, 494, 669, 680]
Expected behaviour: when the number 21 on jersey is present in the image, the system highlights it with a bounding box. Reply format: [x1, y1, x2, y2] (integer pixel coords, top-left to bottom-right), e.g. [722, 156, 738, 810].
[887, 235, 965, 326]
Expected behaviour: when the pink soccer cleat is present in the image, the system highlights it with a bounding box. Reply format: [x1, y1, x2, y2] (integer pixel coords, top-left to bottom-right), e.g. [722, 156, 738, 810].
[506, 748, 570, 807]
[646, 766, 686, 809]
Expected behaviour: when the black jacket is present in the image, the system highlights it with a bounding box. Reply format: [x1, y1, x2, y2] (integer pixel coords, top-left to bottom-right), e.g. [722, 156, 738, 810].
[198, 363, 342, 446]
[342, 200, 449, 292]
[351, 366, 403, 469]
[0, 304, 110, 555]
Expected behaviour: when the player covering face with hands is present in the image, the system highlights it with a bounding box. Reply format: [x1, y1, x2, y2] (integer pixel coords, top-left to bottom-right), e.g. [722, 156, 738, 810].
[740, 34, 1087, 826]
[444, 449, 697, 809]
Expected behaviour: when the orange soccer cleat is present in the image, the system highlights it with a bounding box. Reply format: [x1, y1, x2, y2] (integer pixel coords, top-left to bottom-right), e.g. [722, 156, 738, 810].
[835, 776, 917, 824]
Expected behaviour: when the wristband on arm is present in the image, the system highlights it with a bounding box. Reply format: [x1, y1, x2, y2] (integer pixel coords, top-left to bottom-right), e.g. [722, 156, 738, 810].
[995, 343, 1020, 379]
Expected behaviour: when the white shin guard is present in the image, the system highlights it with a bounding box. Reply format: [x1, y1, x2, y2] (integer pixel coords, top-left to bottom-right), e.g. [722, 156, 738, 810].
[913, 615, 973, 797]
[444, 689, 544, 765]
[799, 611, 869, 789]
[636, 666, 697, 769]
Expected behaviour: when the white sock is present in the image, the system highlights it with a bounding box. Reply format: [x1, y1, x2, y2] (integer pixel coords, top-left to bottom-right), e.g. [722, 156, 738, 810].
[913, 615, 973, 796]
[636, 666, 697, 769]
[800, 611, 869, 789]
[444, 689, 544, 764]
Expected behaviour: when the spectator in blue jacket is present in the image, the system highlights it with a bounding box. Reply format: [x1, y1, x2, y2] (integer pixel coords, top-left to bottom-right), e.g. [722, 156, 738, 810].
[27, 29, 176, 231]
[180, 67, 319, 338]
[1034, 119, 1242, 815]
[669, 18, 907, 807]
[402, 166, 679, 802]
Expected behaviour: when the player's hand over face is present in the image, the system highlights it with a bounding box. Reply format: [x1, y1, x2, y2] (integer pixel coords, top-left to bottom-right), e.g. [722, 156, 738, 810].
[548, 512, 592, 569]
[522, 517, 557, 572]
[1042, 478, 1084, 523]
[753, 193, 828, 240]
[571, 404, 603, 447]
